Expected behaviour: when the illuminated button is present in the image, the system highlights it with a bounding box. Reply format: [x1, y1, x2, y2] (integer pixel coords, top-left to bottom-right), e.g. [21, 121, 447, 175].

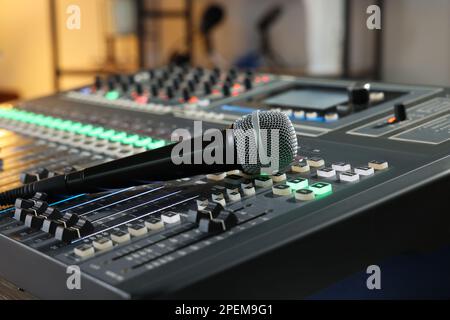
[368, 160, 389, 170]
[310, 182, 333, 196]
[213, 196, 226, 207]
[105, 91, 120, 100]
[295, 189, 315, 201]
[306, 112, 319, 120]
[332, 162, 351, 172]
[271, 172, 287, 183]
[254, 176, 273, 188]
[228, 191, 242, 202]
[339, 171, 360, 182]
[307, 157, 325, 168]
[291, 161, 310, 173]
[294, 110, 305, 119]
[206, 173, 227, 181]
[74, 244, 95, 258]
[93, 237, 113, 251]
[133, 137, 153, 148]
[272, 184, 291, 196]
[243, 186, 256, 196]
[128, 223, 148, 237]
[287, 178, 308, 191]
[145, 218, 164, 231]
[110, 230, 131, 243]
[317, 167, 336, 178]
[325, 113, 339, 122]
[355, 166, 375, 176]
[161, 212, 181, 224]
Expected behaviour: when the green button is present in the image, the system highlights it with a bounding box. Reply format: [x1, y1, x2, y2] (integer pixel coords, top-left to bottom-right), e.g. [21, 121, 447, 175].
[133, 137, 153, 148]
[99, 129, 116, 140]
[86, 127, 105, 137]
[105, 91, 120, 100]
[147, 140, 166, 150]
[121, 134, 140, 145]
[110, 132, 128, 142]
[309, 182, 332, 196]
[287, 178, 308, 191]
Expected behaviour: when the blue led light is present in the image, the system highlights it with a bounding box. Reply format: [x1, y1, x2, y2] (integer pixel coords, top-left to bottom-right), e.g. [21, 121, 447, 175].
[221, 105, 257, 114]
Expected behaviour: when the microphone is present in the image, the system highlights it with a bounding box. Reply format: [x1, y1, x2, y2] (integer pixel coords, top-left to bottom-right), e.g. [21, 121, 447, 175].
[0, 111, 297, 205]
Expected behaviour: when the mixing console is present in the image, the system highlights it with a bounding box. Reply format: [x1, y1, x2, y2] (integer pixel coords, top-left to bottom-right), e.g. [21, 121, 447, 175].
[0, 65, 449, 299]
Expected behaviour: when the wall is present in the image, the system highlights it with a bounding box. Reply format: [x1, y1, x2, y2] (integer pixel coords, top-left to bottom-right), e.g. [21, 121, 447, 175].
[0, 0, 53, 99]
[382, 0, 450, 86]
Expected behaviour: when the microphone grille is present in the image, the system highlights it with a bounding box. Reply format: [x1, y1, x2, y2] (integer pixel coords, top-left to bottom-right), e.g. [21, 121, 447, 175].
[233, 111, 298, 175]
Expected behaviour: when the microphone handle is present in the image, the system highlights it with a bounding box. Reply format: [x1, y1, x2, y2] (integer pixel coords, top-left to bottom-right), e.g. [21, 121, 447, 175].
[0, 130, 240, 205]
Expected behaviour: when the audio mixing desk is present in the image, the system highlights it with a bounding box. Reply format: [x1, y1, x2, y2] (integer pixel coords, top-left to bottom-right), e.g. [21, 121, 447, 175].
[0, 66, 449, 299]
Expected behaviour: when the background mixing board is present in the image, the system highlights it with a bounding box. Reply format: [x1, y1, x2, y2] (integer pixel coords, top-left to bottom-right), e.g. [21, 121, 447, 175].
[0, 65, 449, 299]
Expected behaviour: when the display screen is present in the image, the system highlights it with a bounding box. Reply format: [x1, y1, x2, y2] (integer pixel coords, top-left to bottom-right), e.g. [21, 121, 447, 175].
[264, 89, 348, 110]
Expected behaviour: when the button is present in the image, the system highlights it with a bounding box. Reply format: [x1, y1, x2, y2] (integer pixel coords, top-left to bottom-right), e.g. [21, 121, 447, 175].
[291, 161, 310, 173]
[226, 188, 239, 196]
[287, 178, 308, 191]
[15, 198, 34, 209]
[241, 180, 253, 189]
[110, 230, 131, 243]
[317, 167, 336, 178]
[206, 173, 226, 181]
[254, 176, 273, 188]
[128, 223, 148, 237]
[93, 237, 113, 251]
[212, 196, 226, 207]
[332, 162, 351, 172]
[161, 212, 181, 224]
[271, 173, 287, 183]
[145, 218, 164, 231]
[212, 191, 224, 201]
[198, 212, 238, 234]
[339, 171, 360, 182]
[306, 112, 319, 120]
[355, 166, 374, 176]
[295, 189, 315, 201]
[368, 160, 388, 170]
[228, 191, 241, 202]
[196, 198, 209, 211]
[307, 157, 325, 168]
[25, 213, 45, 229]
[310, 182, 333, 196]
[272, 184, 291, 196]
[225, 174, 244, 186]
[243, 186, 256, 196]
[74, 244, 95, 258]
[325, 113, 339, 122]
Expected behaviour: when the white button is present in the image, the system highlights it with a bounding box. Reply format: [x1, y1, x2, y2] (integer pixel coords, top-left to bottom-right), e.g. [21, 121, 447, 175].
[291, 162, 310, 173]
[206, 173, 226, 181]
[271, 173, 287, 183]
[243, 186, 256, 196]
[307, 157, 325, 168]
[368, 160, 389, 170]
[295, 189, 315, 201]
[272, 184, 292, 196]
[111, 230, 131, 244]
[227, 170, 242, 176]
[339, 171, 360, 182]
[228, 192, 241, 202]
[161, 212, 181, 224]
[306, 112, 319, 120]
[317, 167, 336, 178]
[355, 166, 375, 176]
[254, 176, 273, 188]
[332, 162, 351, 172]
[74, 244, 95, 258]
[128, 224, 148, 237]
[213, 196, 226, 207]
[196, 198, 209, 211]
[93, 238, 113, 251]
[145, 218, 164, 231]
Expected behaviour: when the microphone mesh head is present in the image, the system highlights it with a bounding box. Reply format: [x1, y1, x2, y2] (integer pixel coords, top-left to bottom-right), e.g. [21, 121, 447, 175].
[233, 111, 298, 175]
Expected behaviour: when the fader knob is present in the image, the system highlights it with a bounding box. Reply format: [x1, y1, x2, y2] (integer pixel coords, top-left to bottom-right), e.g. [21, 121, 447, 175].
[348, 83, 370, 105]
[94, 76, 103, 90]
[244, 77, 253, 90]
[204, 82, 212, 95]
[394, 103, 407, 122]
[222, 84, 231, 97]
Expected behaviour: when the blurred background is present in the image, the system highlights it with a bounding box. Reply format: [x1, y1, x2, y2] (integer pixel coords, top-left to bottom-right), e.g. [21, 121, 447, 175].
[0, 0, 449, 102]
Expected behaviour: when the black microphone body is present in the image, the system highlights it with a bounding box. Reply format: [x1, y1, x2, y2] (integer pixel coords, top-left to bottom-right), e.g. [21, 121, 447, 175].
[0, 130, 238, 204]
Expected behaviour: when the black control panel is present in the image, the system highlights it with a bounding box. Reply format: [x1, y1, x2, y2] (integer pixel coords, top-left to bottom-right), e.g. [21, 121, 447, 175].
[0, 66, 449, 299]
